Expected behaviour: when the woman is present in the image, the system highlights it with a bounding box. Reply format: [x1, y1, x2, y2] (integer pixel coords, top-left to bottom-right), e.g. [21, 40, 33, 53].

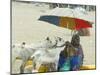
[70, 34, 84, 70]
[57, 41, 76, 71]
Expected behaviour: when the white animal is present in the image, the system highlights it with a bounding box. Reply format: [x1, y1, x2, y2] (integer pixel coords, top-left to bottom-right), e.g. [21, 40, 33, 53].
[31, 36, 66, 72]
[12, 36, 58, 73]
[12, 36, 66, 73]
[12, 44, 36, 73]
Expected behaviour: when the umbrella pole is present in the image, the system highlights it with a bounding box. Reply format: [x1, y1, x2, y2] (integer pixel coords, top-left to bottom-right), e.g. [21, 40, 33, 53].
[67, 23, 77, 35]
[71, 30, 78, 36]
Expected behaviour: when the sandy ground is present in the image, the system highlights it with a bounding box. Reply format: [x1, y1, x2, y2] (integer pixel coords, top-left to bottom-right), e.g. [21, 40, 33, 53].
[12, 1, 96, 73]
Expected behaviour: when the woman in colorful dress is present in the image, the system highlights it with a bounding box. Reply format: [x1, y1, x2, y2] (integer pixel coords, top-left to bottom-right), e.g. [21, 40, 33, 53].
[70, 34, 84, 70]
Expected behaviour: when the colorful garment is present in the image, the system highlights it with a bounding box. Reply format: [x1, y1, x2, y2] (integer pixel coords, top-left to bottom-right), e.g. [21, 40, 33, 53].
[57, 51, 70, 71]
[70, 46, 84, 70]
[59, 58, 70, 71]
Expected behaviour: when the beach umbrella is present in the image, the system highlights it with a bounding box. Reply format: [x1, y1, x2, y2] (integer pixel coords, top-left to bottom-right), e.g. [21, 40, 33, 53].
[39, 15, 92, 30]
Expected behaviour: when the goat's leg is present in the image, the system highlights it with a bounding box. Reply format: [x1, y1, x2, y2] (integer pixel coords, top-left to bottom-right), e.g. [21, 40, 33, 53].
[48, 63, 56, 72]
[20, 61, 27, 73]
